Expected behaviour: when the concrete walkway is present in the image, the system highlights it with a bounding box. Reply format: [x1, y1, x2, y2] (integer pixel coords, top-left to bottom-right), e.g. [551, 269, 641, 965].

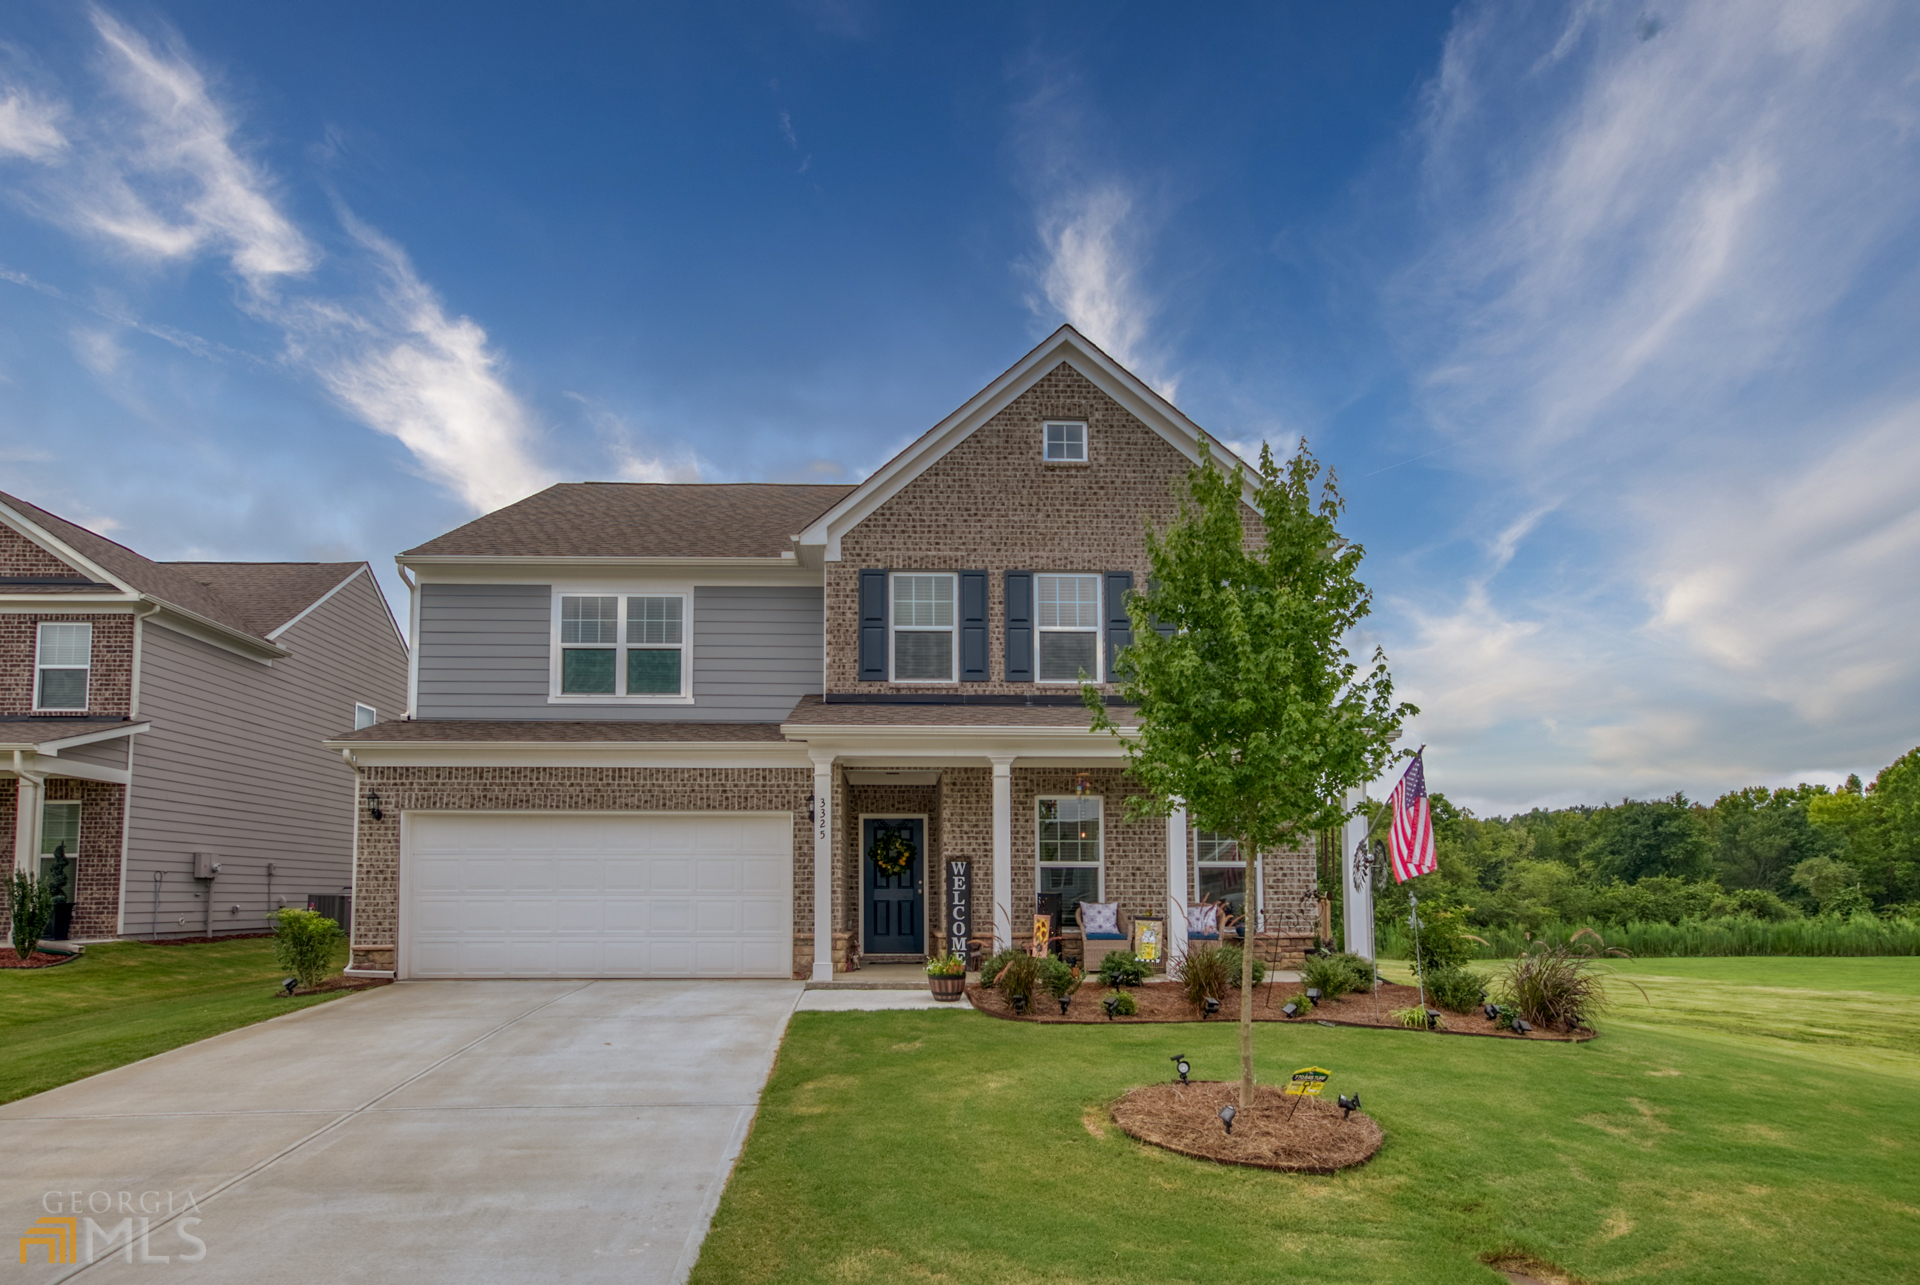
[2, 979, 803, 1284]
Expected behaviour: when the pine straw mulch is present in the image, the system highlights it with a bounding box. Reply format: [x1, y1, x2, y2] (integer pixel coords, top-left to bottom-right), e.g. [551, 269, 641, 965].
[0, 947, 80, 969]
[271, 975, 391, 998]
[966, 978, 1596, 1041]
[1110, 1080, 1383, 1173]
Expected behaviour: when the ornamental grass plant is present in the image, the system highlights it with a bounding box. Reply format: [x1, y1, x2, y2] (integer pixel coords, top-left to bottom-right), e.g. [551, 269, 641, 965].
[1174, 945, 1234, 1014]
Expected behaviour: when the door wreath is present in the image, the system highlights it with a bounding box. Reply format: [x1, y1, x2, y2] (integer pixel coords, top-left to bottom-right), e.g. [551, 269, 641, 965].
[869, 828, 918, 879]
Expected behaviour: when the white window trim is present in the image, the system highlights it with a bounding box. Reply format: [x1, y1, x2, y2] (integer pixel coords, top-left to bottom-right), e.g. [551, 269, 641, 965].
[887, 571, 958, 684]
[1042, 419, 1089, 463]
[1034, 572, 1103, 685]
[354, 703, 378, 730]
[34, 622, 92, 713]
[1193, 831, 1262, 926]
[40, 799, 81, 857]
[547, 586, 695, 704]
[1035, 794, 1105, 902]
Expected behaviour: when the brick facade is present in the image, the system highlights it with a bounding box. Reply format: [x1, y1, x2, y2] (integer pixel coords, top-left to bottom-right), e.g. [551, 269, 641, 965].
[829, 362, 1224, 695]
[0, 780, 126, 942]
[1, 612, 134, 717]
[0, 523, 88, 579]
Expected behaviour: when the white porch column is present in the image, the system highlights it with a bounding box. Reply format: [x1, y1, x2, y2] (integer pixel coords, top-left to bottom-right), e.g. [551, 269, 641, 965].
[13, 768, 45, 875]
[1166, 804, 1189, 962]
[990, 755, 1014, 951]
[1342, 785, 1376, 960]
[811, 753, 835, 982]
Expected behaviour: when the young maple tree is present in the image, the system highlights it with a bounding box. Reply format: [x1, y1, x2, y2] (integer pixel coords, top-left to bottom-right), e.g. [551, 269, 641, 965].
[1087, 438, 1412, 1109]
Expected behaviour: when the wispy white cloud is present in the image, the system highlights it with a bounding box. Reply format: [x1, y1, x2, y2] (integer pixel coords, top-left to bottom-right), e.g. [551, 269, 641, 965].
[1387, 0, 1920, 806]
[1032, 184, 1174, 394]
[0, 8, 552, 512]
[563, 391, 703, 484]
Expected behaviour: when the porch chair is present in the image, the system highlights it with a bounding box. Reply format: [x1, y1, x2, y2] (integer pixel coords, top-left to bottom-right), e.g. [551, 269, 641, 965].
[1074, 901, 1130, 973]
[1185, 902, 1223, 944]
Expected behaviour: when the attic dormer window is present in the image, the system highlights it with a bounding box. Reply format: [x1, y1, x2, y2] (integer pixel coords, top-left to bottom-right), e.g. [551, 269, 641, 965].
[1043, 420, 1087, 462]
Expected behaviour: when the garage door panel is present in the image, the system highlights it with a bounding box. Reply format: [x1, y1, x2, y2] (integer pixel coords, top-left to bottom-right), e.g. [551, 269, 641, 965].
[406, 813, 793, 979]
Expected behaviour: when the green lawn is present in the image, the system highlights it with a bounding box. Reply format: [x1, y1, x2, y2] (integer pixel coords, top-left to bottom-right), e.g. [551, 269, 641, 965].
[0, 938, 350, 1105]
[694, 959, 1920, 1284]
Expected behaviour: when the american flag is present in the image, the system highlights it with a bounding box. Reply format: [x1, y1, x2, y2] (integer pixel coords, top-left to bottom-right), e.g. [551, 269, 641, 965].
[1388, 753, 1436, 882]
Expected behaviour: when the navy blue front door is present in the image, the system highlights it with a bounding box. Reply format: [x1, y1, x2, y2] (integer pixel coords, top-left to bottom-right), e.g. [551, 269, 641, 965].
[863, 818, 924, 954]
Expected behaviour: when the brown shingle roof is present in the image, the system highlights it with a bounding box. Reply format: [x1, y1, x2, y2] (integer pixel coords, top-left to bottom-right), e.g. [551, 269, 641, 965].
[780, 696, 1138, 729]
[0, 718, 147, 751]
[0, 489, 375, 644]
[401, 482, 857, 559]
[329, 719, 790, 743]
[163, 563, 362, 638]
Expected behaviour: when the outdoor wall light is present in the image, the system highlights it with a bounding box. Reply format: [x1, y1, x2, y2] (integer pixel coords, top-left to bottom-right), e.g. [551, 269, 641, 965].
[366, 790, 383, 821]
[1282, 1001, 1301, 1018]
[1102, 996, 1119, 1020]
[1203, 996, 1221, 1018]
[1170, 1055, 1190, 1084]
[1218, 1104, 1236, 1136]
[1337, 1093, 1362, 1121]
[1305, 988, 1322, 1002]
[281, 977, 297, 996]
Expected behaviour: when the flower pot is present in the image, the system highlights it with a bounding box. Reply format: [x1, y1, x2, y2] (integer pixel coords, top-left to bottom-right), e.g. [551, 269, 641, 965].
[929, 973, 967, 1001]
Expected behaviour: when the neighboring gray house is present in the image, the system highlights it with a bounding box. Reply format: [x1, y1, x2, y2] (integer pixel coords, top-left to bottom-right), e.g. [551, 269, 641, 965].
[0, 491, 408, 942]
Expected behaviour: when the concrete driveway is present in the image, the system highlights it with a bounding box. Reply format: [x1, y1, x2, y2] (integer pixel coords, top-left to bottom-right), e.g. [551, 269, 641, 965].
[2, 979, 803, 1284]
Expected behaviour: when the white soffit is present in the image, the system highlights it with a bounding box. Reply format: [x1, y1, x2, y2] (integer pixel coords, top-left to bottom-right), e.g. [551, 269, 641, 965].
[844, 768, 942, 785]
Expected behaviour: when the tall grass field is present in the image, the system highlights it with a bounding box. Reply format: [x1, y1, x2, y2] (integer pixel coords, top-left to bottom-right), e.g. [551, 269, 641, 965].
[1376, 913, 1920, 959]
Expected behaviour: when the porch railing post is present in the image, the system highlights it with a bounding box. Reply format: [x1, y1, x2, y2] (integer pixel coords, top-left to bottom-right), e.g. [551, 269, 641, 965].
[1167, 802, 1189, 964]
[811, 752, 835, 981]
[990, 755, 1014, 951]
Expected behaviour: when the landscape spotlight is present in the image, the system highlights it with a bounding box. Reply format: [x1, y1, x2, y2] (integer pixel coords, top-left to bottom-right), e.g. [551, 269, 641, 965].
[1058, 996, 1072, 1016]
[1203, 996, 1221, 1018]
[1012, 994, 1028, 1015]
[1170, 1055, 1190, 1084]
[1305, 988, 1322, 1002]
[280, 977, 298, 996]
[1425, 1009, 1441, 1030]
[1219, 1104, 1236, 1136]
[1337, 1093, 1362, 1121]
[1103, 996, 1119, 1020]
[1484, 1003, 1500, 1021]
[1282, 1002, 1301, 1018]
[1512, 1018, 1533, 1034]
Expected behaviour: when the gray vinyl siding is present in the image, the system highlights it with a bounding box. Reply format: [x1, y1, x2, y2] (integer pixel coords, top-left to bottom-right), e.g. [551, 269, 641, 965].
[122, 572, 408, 939]
[56, 736, 133, 771]
[414, 583, 823, 721]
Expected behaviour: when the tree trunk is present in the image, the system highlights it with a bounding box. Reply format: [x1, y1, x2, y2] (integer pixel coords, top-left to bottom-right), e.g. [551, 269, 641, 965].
[1239, 834, 1256, 1110]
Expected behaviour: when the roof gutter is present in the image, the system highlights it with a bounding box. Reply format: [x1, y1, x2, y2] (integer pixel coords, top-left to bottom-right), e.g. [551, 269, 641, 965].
[142, 595, 289, 660]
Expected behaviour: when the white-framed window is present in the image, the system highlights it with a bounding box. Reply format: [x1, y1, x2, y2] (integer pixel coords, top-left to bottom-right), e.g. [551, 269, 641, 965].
[1194, 831, 1260, 926]
[1043, 420, 1088, 462]
[35, 623, 91, 711]
[1037, 795, 1103, 914]
[552, 591, 691, 700]
[354, 703, 378, 730]
[1035, 573, 1101, 683]
[39, 800, 80, 900]
[890, 572, 956, 683]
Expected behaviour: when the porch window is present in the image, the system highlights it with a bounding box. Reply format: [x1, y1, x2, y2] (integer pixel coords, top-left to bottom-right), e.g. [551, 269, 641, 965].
[35, 623, 91, 711]
[39, 800, 80, 900]
[890, 573, 955, 682]
[1194, 831, 1259, 926]
[555, 593, 689, 698]
[1035, 574, 1100, 682]
[1037, 796, 1102, 915]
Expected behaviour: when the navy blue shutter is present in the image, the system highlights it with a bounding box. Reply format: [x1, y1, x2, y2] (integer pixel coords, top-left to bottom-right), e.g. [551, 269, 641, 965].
[858, 570, 889, 681]
[1104, 571, 1134, 679]
[1003, 570, 1033, 682]
[959, 571, 988, 681]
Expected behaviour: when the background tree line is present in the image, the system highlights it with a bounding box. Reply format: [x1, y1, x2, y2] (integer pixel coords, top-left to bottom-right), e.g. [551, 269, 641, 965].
[1360, 746, 1920, 936]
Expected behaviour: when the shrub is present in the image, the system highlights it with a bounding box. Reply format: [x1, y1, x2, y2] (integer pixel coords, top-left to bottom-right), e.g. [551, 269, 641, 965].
[1409, 903, 1480, 971]
[1112, 991, 1138, 1016]
[979, 947, 1023, 987]
[7, 870, 54, 959]
[1708, 887, 1800, 922]
[1423, 965, 1485, 1014]
[1097, 950, 1151, 987]
[1174, 946, 1234, 1014]
[1214, 944, 1266, 988]
[1300, 952, 1371, 1000]
[270, 907, 345, 991]
[1494, 934, 1637, 1031]
[994, 952, 1040, 1002]
[1038, 955, 1082, 999]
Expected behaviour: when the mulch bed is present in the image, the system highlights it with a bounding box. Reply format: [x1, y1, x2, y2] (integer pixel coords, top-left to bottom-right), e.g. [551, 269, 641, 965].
[0, 947, 80, 969]
[966, 979, 1595, 1041]
[272, 975, 391, 998]
[1110, 1080, 1383, 1173]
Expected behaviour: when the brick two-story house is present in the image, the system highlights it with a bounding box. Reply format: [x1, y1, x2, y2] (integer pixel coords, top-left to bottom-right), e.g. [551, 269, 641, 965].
[330, 327, 1316, 981]
[0, 493, 407, 943]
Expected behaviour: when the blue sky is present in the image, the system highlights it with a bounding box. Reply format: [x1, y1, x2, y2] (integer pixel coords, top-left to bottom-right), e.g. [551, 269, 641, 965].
[2, 2, 1917, 813]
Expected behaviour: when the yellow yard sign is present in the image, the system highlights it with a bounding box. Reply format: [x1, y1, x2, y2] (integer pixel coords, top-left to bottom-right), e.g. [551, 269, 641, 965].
[1284, 1067, 1331, 1097]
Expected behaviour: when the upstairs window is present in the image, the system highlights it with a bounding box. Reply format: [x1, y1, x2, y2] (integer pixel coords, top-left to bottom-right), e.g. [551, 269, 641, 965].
[354, 703, 378, 730]
[556, 593, 688, 698]
[35, 623, 91, 711]
[890, 573, 956, 682]
[1035, 574, 1101, 682]
[1043, 420, 1087, 462]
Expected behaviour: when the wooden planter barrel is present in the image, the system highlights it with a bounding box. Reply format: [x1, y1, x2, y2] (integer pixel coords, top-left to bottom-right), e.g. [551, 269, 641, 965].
[929, 973, 967, 1001]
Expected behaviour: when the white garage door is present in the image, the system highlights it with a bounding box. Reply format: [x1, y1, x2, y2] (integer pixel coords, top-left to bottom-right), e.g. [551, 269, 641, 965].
[405, 812, 793, 979]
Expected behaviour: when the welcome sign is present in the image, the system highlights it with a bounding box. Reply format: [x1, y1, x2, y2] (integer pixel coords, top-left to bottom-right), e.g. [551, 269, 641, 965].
[946, 860, 970, 954]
